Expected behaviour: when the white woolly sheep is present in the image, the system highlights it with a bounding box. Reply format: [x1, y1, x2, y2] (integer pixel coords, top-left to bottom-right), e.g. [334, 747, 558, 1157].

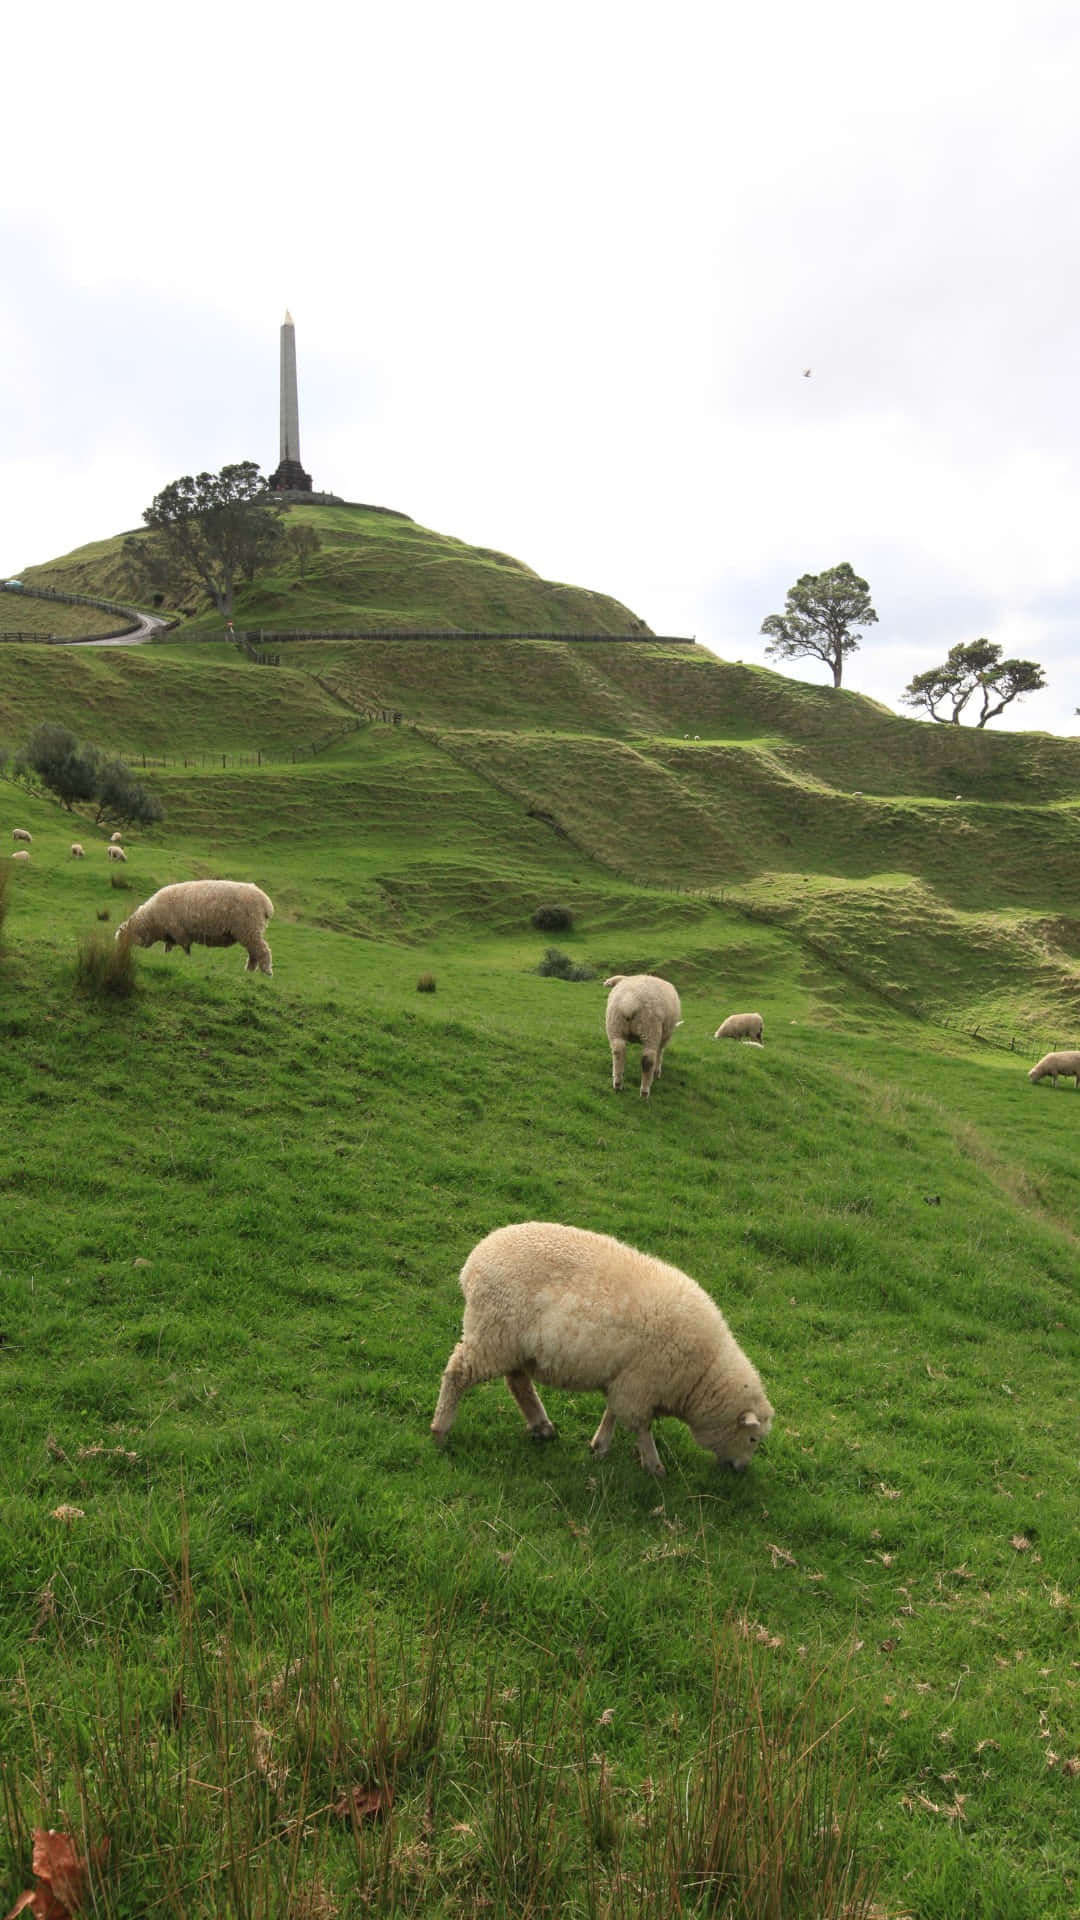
[116, 879, 274, 975]
[107, 844, 127, 862]
[12, 828, 31, 844]
[110, 831, 123, 843]
[70, 843, 85, 859]
[1028, 1050, 1080, 1089]
[714, 1012, 765, 1045]
[431, 1221, 774, 1478]
[11, 849, 30, 862]
[604, 973, 682, 1098]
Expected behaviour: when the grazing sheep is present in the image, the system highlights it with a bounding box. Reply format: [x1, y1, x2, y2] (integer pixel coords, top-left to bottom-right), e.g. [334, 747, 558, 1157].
[116, 879, 274, 975]
[604, 973, 682, 1098]
[110, 831, 123, 843]
[12, 828, 31, 844]
[107, 844, 127, 862]
[11, 849, 30, 862]
[70, 843, 85, 859]
[714, 1012, 764, 1045]
[431, 1221, 774, 1478]
[1028, 1050, 1080, 1090]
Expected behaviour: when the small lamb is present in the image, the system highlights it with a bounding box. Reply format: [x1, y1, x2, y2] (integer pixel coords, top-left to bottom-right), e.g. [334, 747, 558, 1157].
[1028, 1051, 1080, 1090]
[432, 1222, 773, 1477]
[604, 973, 682, 1098]
[714, 1012, 764, 1045]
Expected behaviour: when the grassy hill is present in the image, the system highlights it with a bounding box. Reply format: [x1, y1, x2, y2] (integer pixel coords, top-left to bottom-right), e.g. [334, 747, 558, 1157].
[19, 502, 654, 636]
[1, 530, 1079, 1917]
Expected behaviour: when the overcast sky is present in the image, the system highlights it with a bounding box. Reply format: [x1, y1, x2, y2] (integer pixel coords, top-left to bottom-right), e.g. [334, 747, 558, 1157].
[4, 0, 1079, 735]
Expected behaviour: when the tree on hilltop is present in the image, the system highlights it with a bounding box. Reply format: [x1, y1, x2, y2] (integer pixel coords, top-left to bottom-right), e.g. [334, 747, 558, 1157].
[127, 461, 282, 618]
[760, 563, 877, 689]
[901, 639, 1046, 727]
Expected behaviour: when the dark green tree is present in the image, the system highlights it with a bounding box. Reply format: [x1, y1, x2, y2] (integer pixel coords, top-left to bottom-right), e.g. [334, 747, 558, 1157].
[760, 563, 877, 689]
[15, 724, 165, 824]
[15, 724, 102, 809]
[137, 461, 282, 617]
[285, 523, 322, 577]
[901, 639, 1046, 726]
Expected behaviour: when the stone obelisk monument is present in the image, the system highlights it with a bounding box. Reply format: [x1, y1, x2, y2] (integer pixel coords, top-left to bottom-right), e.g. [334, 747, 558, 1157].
[268, 309, 313, 493]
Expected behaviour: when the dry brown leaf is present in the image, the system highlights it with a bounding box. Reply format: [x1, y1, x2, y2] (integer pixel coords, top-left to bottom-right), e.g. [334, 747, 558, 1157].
[48, 1507, 84, 1527]
[333, 1785, 389, 1823]
[1010, 1534, 1032, 1552]
[767, 1542, 797, 1569]
[44, 1437, 68, 1464]
[5, 1828, 108, 1919]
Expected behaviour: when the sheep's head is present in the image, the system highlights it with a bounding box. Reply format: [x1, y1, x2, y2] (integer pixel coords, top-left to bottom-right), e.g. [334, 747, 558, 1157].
[114, 919, 131, 943]
[693, 1400, 774, 1472]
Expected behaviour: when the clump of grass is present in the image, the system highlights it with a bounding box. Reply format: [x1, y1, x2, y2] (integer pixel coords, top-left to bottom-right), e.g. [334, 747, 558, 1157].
[416, 973, 437, 993]
[0, 861, 8, 944]
[531, 903, 574, 932]
[96, 908, 110, 922]
[536, 946, 595, 981]
[109, 873, 132, 892]
[73, 929, 136, 999]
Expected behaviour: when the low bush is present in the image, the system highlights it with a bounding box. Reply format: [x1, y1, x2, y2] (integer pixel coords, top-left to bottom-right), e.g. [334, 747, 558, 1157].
[73, 930, 137, 999]
[536, 946, 595, 981]
[416, 973, 437, 993]
[531, 904, 574, 932]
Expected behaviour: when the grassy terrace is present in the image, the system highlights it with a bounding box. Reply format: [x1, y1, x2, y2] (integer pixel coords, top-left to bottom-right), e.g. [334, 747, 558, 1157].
[0, 525, 1077, 1916]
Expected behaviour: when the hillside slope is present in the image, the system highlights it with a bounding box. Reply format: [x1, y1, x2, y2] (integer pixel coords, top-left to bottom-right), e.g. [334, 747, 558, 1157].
[20, 502, 653, 637]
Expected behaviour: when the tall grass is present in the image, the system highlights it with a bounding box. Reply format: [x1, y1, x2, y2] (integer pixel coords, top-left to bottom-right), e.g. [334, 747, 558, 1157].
[1, 1542, 877, 1920]
[72, 928, 136, 999]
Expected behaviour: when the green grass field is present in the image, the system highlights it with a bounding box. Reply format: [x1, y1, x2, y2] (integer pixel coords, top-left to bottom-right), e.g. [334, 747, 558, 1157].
[0, 539, 1078, 1917]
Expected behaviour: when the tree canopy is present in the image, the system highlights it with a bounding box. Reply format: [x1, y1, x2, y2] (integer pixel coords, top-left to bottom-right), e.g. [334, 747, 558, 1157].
[129, 461, 282, 618]
[901, 639, 1047, 727]
[15, 724, 165, 825]
[759, 563, 877, 689]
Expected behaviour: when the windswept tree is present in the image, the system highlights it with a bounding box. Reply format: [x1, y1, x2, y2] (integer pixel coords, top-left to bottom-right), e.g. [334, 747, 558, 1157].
[760, 563, 877, 689]
[901, 639, 1046, 727]
[129, 461, 282, 618]
[15, 724, 164, 825]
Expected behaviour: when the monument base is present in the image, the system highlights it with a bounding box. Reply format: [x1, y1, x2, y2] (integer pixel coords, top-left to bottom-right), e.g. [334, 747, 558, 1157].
[268, 458, 313, 492]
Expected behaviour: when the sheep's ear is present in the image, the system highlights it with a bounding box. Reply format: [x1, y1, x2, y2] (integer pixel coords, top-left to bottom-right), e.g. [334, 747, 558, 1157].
[737, 1410, 762, 1430]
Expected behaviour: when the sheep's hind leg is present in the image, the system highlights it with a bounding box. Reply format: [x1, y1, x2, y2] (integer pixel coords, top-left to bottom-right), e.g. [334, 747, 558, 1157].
[610, 1038, 627, 1091]
[589, 1405, 617, 1458]
[505, 1369, 555, 1441]
[431, 1341, 484, 1443]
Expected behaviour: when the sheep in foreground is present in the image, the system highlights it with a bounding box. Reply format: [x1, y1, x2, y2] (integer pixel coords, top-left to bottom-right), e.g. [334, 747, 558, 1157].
[604, 973, 682, 1097]
[116, 879, 274, 975]
[431, 1221, 774, 1477]
[70, 843, 85, 859]
[1028, 1050, 1080, 1089]
[714, 1012, 764, 1045]
[107, 845, 127, 862]
[12, 829, 31, 844]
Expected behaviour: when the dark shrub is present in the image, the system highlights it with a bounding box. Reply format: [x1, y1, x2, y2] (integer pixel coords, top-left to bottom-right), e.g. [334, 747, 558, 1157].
[416, 973, 437, 993]
[531, 904, 574, 933]
[536, 947, 595, 982]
